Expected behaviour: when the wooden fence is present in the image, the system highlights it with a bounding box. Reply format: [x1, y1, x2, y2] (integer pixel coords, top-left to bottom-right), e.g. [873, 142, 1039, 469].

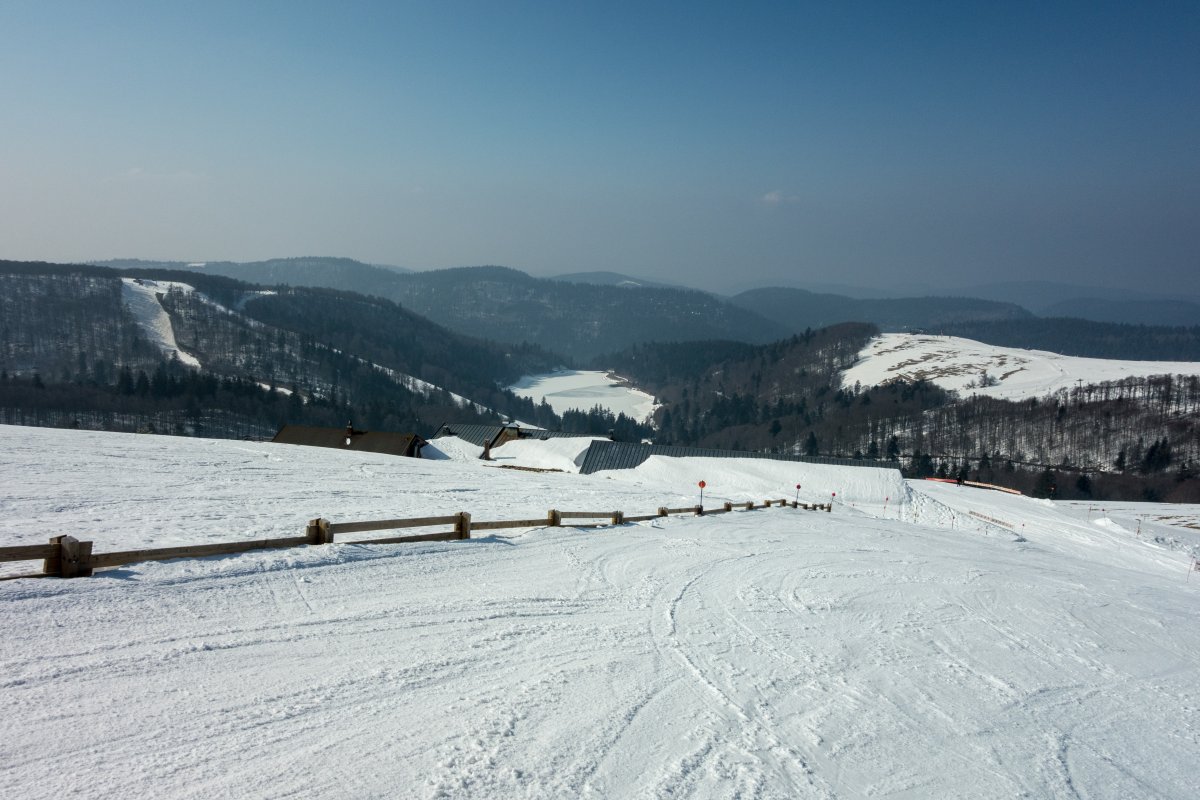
[0, 499, 832, 581]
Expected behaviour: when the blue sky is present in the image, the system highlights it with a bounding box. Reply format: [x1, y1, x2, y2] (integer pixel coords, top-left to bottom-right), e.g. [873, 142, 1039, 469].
[1, 1, 1197, 295]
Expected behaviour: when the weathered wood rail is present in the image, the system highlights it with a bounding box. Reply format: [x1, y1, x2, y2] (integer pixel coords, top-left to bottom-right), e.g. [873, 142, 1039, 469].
[0, 499, 832, 580]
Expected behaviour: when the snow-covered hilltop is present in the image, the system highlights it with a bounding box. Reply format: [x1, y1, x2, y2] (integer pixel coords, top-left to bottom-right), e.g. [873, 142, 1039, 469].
[844, 332, 1200, 400]
[2, 425, 1199, 798]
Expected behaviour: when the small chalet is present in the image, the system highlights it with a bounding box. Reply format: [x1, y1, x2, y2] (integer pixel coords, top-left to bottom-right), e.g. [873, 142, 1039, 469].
[272, 423, 427, 458]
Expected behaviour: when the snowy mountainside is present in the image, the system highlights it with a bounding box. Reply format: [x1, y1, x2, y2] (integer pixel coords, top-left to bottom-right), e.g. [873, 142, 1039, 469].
[0, 262, 568, 437]
[119, 279, 204, 368]
[2, 425, 1199, 798]
[844, 332, 1200, 400]
[119, 277, 488, 411]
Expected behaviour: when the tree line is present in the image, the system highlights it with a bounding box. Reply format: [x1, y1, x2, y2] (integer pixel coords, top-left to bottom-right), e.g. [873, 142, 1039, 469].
[604, 328, 1200, 502]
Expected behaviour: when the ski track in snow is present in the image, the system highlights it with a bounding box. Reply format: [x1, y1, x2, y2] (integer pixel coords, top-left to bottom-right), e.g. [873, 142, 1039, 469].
[2, 425, 1200, 798]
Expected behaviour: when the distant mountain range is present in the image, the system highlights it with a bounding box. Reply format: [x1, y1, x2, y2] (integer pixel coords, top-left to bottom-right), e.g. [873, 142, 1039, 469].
[550, 271, 687, 290]
[86, 257, 1200, 359]
[1, 260, 563, 437]
[95, 259, 792, 362]
[951, 280, 1200, 327]
[730, 287, 1032, 334]
[4, 258, 1198, 500]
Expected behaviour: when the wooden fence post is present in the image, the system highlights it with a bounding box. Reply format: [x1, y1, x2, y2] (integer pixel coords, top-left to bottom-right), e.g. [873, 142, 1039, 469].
[47, 535, 93, 578]
[547, 509, 562, 527]
[456, 512, 472, 539]
[695, 505, 704, 516]
[611, 511, 624, 525]
[318, 518, 334, 543]
[43, 536, 61, 576]
[658, 507, 668, 517]
[723, 502, 733, 512]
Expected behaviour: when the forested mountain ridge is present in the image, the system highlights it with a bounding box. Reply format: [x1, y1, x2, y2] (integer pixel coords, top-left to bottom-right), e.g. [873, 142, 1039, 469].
[731, 286, 1033, 333]
[551, 271, 685, 290]
[956, 280, 1200, 326]
[93, 257, 1200, 360]
[934, 318, 1200, 361]
[0, 260, 563, 438]
[733, 285, 1200, 360]
[600, 329, 1200, 502]
[95, 258, 790, 362]
[7, 258, 1198, 500]
[378, 266, 792, 361]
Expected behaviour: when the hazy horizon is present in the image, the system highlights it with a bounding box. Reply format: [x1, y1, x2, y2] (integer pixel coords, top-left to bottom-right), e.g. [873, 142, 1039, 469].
[2, 3, 1197, 296]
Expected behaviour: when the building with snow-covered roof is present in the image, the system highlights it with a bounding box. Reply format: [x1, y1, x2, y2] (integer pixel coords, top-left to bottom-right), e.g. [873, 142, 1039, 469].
[578, 440, 901, 475]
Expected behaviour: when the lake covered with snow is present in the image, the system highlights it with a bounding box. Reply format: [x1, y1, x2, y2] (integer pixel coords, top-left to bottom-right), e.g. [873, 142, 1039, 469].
[508, 370, 658, 422]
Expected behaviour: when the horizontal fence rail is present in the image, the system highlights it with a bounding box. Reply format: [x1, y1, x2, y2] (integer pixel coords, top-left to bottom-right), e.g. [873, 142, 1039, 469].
[0, 499, 832, 581]
[328, 515, 460, 536]
[0, 544, 57, 561]
[91, 537, 309, 569]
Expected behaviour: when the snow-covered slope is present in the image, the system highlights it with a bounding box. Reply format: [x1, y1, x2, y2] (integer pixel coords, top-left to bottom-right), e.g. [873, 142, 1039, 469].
[119, 278, 202, 368]
[844, 332, 1200, 400]
[120, 278, 499, 413]
[2, 425, 1199, 799]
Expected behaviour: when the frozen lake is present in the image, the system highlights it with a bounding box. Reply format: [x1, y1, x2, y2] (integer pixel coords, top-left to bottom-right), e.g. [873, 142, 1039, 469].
[508, 369, 658, 422]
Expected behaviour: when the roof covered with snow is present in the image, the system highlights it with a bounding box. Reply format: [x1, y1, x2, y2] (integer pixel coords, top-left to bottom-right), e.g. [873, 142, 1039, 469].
[578, 440, 901, 475]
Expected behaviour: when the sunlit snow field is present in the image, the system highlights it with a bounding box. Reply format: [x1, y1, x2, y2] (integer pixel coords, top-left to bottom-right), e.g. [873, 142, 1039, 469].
[2, 425, 1199, 799]
[844, 333, 1200, 400]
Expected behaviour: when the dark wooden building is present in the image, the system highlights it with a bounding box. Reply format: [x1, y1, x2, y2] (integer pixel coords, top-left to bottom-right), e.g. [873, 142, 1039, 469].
[272, 424, 427, 458]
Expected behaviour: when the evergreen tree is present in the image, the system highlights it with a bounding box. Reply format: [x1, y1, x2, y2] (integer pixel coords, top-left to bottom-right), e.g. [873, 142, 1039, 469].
[1033, 468, 1056, 498]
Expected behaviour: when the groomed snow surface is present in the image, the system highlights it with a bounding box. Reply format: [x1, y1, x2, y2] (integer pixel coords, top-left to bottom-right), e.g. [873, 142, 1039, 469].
[844, 333, 1200, 401]
[3, 425, 1200, 799]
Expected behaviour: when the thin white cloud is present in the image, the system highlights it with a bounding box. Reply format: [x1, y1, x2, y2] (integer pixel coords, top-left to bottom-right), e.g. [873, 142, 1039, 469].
[760, 189, 798, 206]
[115, 167, 208, 183]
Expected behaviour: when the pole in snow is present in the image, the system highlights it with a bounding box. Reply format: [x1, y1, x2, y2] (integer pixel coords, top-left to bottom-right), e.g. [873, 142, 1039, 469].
[698, 480, 706, 508]
[795, 484, 801, 505]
